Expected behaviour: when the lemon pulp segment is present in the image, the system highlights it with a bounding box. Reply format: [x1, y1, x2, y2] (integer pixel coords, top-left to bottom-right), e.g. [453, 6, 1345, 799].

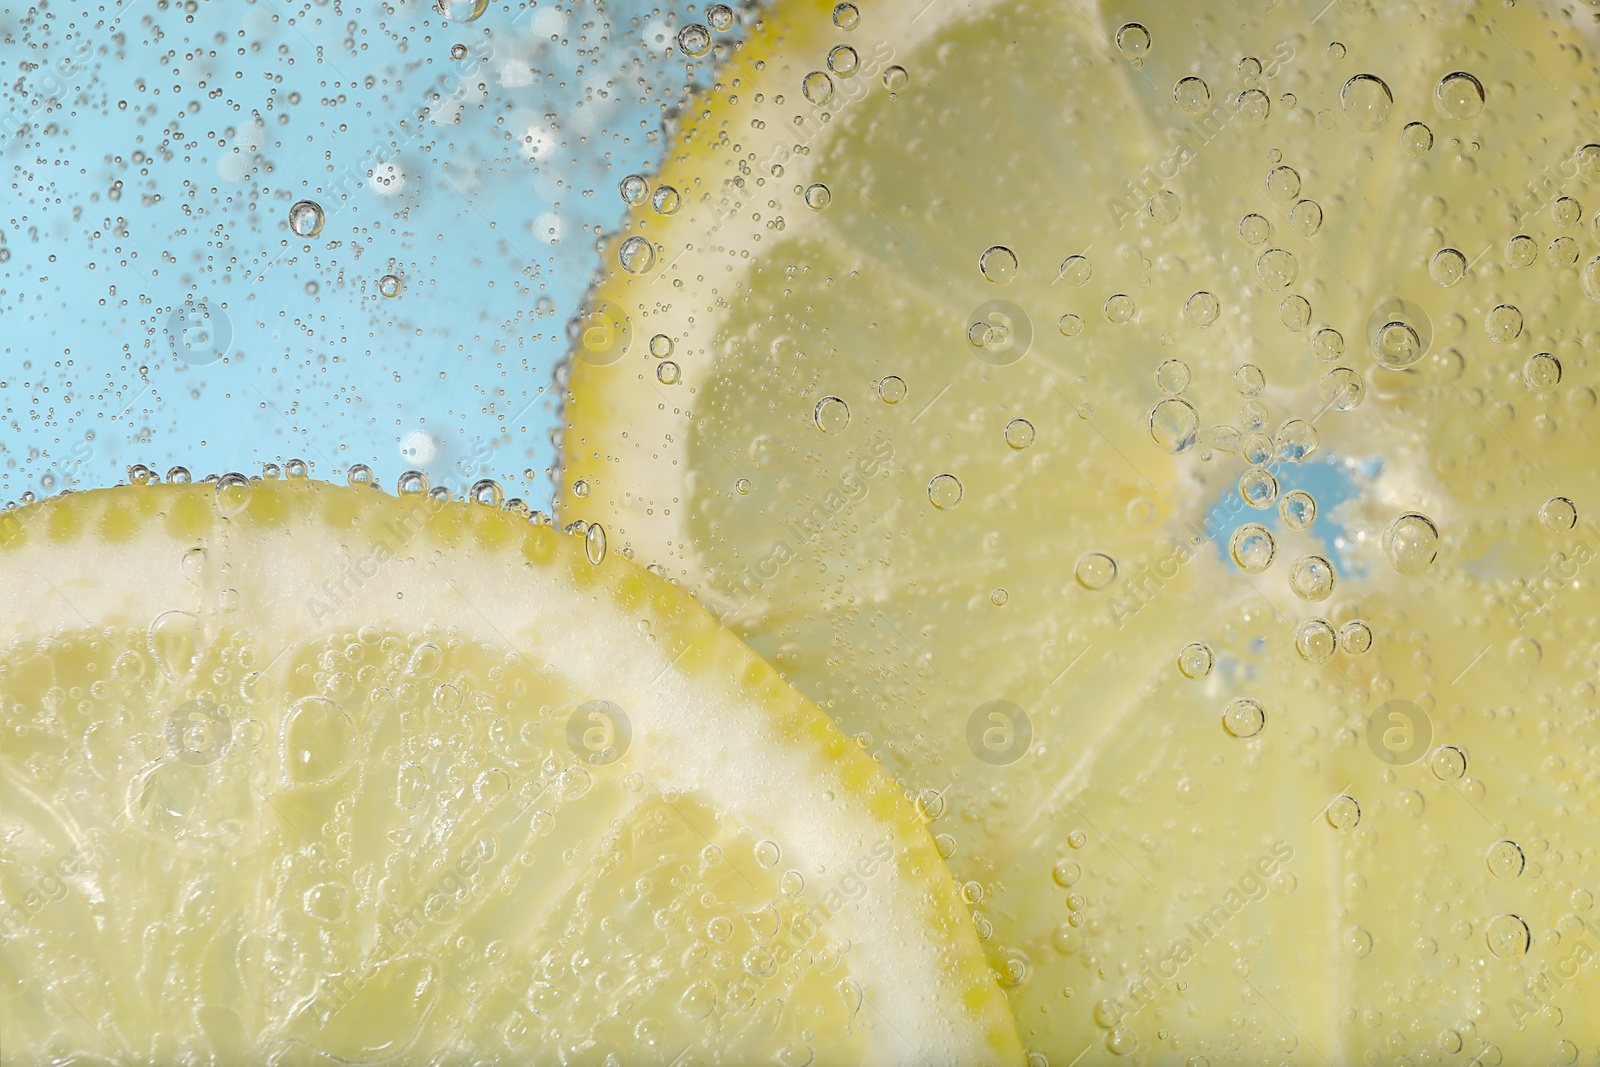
[560, 0, 1600, 1059]
[0, 481, 1021, 1064]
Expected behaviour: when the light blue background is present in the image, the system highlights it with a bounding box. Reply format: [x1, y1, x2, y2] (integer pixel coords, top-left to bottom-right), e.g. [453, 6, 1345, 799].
[2, 0, 725, 505]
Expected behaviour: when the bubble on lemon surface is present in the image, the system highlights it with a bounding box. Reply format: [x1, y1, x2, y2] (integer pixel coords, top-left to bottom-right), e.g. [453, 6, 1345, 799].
[1155, 359, 1191, 394]
[881, 64, 910, 92]
[1430, 744, 1468, 781]
[1435, 71, 1485, 119]
[1340, 74, 1393, 131]
[1523, 353, 1562, 392]
[1484, 914, 1531, 960]
[618, 236, 656, 274]
[1148, 398, 1199, 453]
[1173, 76, 1210, 115]
[1237, 89, 1270, 126]
[1222, 698, 1266, 739]
[1319, 367, 1364, 410]
[1255, 248, 1298, 289]
[1238, 213, 1271, 245]
[1486, 840, 1525, 880]
[676, 24, 713, 57]
[1229, 523, 1276, 573]
[1402, 121, 1434, 155]
[1312, 327, 1345, 362]
[619, 174, 649, 205]
[1383, 512, 1440, 574]
[803, 70, 835, 105]
[828, 45, 860, 75]
[282, 696, 357, 786]
[1115, 23, 1150, 61]
[1074, 552, 1118, 590]
[1485, 303, 1523, 343]
[1056, 254, 1092, 286]
[1238, 466, 1279, 509]
[1004, 418, 1036, 450]
[831, 1, 860, 29]
[1265, 166, 1301, 201]
[1147, 190, 1181, 223]
[1103, 294, 1136, 324]
[288, 199, 325, 238]
[1373, 320, 1423, 369]
[979, 245, 1018, 283]
[1539, 496, 1578, 531]
[1057, 313, 1084, 337]
[1295, 618, 1337, 663]
[1288, 199, 1322, 238]
[650, 185, 682, 216]
[989, 588, 1008, 606]
[1184, 291, 1220, 327]
[927, 473, 962, 510]
[1288, 554, 1336, 601]
[1429, 248, 1467, 286]
[1279, 489, 1317, 530]
[1325, 794, 1361, 830]
[878, 375, 907, 404]
[1275, 419, 1317, 462]
[1339, 620, 1374, 655]
[1177, 643, 1214, 680]
[1505, 234, 1538, 268]
[804, 183, 832, 209]
[813, 396, 850, 433]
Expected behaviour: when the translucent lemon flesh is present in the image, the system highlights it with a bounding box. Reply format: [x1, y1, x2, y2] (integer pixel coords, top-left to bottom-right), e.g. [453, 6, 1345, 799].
[0, 481, 1020, 1064]
[561, 0, 1600, 1059]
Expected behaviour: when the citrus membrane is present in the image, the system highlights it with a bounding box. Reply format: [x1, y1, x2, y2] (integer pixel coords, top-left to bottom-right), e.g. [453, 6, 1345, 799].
[0, 480, 1021, 1064]
[560, 0, 1600, 1059]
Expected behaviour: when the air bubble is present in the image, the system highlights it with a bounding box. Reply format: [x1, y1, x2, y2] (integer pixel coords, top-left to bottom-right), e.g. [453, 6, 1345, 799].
[1540, 496, 1578, 531]
[1340, 74, 1393, 131]
[813, 396, 850, 433]
[979, 245, 1019, 284]
[1229, 523, 1276, 572]
[1149, 398, 1199, 453]
[928, 473, 963, 510]
[1279, 489, 1316, 529]
[1177, 643, 1214, 680]
[1435, 71, 1485, 120]
[1288, 554, 1336, 601]
[1222, 698, 1266, 738]
[677, 24, 713, 58]
[1383, 512, 1440, 574]
[1074, 552, 1118, 590]
[288, 199, 325, 238]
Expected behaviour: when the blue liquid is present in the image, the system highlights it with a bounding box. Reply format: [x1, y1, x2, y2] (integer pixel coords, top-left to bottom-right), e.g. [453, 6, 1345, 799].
[3, 0, 721, 506]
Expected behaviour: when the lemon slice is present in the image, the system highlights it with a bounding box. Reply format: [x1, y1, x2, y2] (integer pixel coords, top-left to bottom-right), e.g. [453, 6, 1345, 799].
[0, 479, 1020, 1065]
[560, 0, 1600, 1059]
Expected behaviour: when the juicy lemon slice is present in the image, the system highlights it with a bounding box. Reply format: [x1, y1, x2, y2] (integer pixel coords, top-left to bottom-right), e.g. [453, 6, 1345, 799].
[0, 480, 1021, 1064]
[561, 0, 1600, 1060]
